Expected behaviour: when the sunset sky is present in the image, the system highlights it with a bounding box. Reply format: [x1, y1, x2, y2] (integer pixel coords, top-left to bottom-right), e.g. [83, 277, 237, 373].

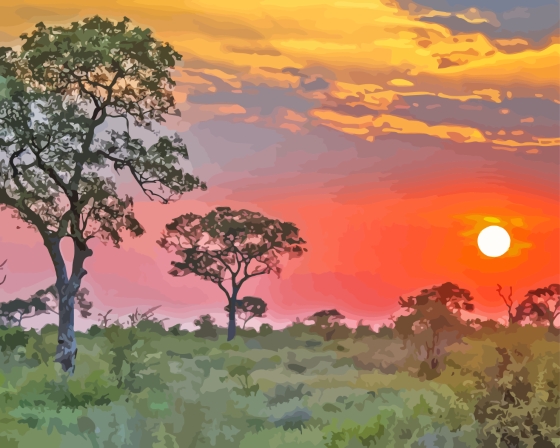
[0, 0, 558, 329]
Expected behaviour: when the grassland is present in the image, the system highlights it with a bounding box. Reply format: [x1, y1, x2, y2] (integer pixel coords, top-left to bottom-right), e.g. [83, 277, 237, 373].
[0, 322, 558, 448]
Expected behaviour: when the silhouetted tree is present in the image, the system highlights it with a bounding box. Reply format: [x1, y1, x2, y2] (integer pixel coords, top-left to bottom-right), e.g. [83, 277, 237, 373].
[224, 296, 267, 329]
[496, 284, 515, 324]
[194, 314, 218, 339]
[0, 296, 48, 326]
[158, 207, 306, 340]
[395, 282, 474, 374]
[0, 17, 204, 372]
[513, 284, 560, 331]
[307, 309, 351, 341]
[398, 282, 474, 316]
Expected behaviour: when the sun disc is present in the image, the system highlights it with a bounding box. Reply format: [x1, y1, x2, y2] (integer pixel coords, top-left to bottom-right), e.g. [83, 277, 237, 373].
[477, 225, 510, 257]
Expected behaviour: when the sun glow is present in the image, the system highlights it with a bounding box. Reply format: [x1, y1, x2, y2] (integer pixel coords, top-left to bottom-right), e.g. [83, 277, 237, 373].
[477, 225, 511, 257]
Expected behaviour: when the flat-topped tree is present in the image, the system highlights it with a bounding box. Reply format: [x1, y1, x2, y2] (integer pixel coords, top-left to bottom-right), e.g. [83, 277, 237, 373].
[0, 296, 48, 327]
[158, 207, 306, 340]
[0, 16, 205, 373]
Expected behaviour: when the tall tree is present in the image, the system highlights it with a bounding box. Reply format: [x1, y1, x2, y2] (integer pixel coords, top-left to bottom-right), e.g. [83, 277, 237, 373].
[513, 284, 560, 330]
[0, 16, 204, 372]
[395, 282, 474, 372]
[158, 207, 306, 340]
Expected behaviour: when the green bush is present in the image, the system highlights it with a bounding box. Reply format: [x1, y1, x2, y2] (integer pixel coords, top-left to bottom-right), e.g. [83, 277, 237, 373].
[0, 324, 556, 447]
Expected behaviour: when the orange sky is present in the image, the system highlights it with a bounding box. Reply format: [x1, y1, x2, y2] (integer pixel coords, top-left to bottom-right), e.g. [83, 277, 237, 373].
[0, 0, 558, 328]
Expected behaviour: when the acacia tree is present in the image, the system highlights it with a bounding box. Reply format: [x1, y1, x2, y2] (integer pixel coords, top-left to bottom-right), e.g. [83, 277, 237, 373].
[0, 296, 48, 326]
[224, 296, 267, 329]
[308, 309, 352, 341]
[513, 284, 560, 330]
[398, 282, 475, 316]
[0, 17, 204, 372]
[395, 282, 474, 372]
[158, 207, 306, 340]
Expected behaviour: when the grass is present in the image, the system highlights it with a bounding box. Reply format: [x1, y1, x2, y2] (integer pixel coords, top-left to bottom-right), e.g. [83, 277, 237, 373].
[0, 322, 558, 447]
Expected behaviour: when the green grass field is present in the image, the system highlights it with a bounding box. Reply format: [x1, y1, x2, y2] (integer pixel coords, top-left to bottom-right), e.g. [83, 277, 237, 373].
[0, 322, 558, 448]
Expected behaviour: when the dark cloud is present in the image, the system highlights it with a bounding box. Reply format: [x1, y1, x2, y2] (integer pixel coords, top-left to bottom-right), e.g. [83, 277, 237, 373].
[395, 96, 559, 135]
[402, 0, 559, 42]
[409, 0, 555, 14]
[188, 84, 319, 115]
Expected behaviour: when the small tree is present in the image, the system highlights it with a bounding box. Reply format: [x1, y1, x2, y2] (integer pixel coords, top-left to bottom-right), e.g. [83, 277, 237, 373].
[0, 296, 48, 326]
[513, 284, 560, 330]
[193, 314, 218, 339]
[496, 284, 515, 325]
[158, 207, 306, 340]
[0, 17, 204, 372]
[307, 309, 351, 341]
[224, 296, 267, 329]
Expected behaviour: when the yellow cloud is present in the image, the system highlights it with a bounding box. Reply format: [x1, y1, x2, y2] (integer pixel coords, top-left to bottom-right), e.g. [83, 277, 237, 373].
[0, 0, 556, 147]
[312, 110, 487, 143]
[388, 79, 414, 87]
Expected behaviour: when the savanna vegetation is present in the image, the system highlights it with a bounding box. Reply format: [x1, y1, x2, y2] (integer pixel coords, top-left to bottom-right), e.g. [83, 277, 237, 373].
[0, 282, 558, 448]
[0, 15, 559, 448]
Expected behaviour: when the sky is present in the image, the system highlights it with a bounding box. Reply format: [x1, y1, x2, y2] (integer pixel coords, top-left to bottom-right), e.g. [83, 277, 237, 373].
[0, 0, 558, 329]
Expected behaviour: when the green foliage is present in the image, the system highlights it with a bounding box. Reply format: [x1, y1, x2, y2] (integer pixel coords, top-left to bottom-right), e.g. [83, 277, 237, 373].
[158, 207, 306, 340]
[0, 323, 556, 447]
[0, 326, 30, 351]
[194, 314, 218, 339]
[0, 15, 206, 372]
[0, 297, 48, 327]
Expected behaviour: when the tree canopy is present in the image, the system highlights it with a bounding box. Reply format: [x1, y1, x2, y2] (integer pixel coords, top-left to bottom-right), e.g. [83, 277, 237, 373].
[0, 16, 205, 372]
[0, 296, 48, 327]
[513, 284, 560, 330]
[159, 206, 306, 339]
[395, 282, 474, 375]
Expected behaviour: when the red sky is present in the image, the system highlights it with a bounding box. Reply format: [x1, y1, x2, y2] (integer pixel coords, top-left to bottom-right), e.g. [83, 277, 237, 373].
[0, 0, 558, 329]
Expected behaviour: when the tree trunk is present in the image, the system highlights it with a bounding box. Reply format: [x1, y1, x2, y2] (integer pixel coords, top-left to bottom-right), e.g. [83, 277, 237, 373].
[227, 297, 237, 341]
[45, 235, 91, 374]
[57, 283, 77, 373]
[227, 289, 241, 341]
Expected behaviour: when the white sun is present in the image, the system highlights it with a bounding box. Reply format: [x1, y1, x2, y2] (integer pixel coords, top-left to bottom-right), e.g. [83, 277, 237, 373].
[477, 225, 511, 257]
